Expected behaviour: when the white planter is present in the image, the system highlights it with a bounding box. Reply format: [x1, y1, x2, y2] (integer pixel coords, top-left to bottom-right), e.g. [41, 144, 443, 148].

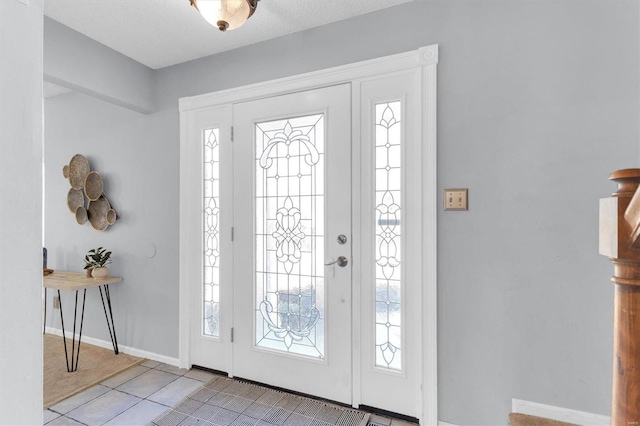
[92, 267, 109, 278]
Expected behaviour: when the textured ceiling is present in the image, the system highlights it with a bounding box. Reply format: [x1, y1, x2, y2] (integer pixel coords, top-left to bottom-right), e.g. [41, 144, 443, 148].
[44, 0, 413, 70]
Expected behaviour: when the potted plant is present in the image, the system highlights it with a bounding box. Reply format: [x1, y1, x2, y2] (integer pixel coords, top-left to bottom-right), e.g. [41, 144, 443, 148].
[84, 247, 112, 278]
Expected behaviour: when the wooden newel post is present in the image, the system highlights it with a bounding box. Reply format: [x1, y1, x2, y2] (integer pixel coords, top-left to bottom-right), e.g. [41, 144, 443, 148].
[599, 169, 640, 425]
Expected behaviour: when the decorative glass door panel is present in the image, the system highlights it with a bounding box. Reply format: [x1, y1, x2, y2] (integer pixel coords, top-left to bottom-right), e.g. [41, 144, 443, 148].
[374, 102, 402, 370]
[233, 84, 352, 404]
[255, 115, 326, 358]
[203, 128, 221, 338]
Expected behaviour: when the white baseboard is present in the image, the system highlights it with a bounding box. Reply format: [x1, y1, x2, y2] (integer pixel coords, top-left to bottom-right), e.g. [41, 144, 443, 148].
[438, 421, 457, 426]
[512, 399, 610, 426]
[45, 327, 181, 367]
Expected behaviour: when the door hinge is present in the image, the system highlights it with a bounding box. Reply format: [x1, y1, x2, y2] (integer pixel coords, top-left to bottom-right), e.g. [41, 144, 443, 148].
[231, 327, 234, 343]
[230, 126, 234, 142]
[231, 226, 234, 242]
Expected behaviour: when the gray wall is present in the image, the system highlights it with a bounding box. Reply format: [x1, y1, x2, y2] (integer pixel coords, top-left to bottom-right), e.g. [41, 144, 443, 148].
[44, 1, 639, 424]
[44, 17, 156, 114]
[0, 0, 43, 424]
[44, 92, 179, 359]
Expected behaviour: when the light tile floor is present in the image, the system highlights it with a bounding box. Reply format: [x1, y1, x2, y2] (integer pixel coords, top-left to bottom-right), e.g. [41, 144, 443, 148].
[44, 361, 416, 426]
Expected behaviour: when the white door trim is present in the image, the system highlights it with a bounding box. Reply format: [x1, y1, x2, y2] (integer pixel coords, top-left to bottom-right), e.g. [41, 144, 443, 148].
[179, 47, 438, 112]
[421, 48, 439, 426]
[179, 45, 438, 425]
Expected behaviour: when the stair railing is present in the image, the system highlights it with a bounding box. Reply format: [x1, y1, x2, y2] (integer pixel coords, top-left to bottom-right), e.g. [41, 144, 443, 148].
[599, 168, 640, 425]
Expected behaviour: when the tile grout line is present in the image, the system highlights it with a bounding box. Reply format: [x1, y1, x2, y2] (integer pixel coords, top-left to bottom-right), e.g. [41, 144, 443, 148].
[93, 365, 196, 425]
[46, 363, 198, 425]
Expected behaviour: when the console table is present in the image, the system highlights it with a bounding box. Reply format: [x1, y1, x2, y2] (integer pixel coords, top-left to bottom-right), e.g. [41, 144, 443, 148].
[44, 271, 122, 372]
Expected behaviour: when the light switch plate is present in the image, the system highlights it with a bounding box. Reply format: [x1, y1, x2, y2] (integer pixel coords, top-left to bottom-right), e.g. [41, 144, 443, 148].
[444, 188, 468, 211]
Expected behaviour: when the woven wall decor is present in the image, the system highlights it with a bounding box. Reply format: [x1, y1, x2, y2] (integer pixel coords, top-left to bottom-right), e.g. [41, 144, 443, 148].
[63, 154, 118, 231]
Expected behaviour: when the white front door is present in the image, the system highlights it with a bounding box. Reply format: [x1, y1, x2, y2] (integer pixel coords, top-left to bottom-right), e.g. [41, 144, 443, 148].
[182, 46, 438, 422]
[232, 84, 352, 403]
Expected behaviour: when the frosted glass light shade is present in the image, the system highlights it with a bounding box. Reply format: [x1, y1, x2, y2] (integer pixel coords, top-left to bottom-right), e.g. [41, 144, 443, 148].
[194, 0, 255, 31]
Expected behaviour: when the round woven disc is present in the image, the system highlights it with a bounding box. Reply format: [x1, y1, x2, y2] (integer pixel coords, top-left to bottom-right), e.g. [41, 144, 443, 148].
[67, 188, 85, 213]
[106, 209, 117, 225]
[75, 206, 87, 224]
[88, 195, 110, 231]
[68, 154, 90, 190]
[84, 171, 104, 201]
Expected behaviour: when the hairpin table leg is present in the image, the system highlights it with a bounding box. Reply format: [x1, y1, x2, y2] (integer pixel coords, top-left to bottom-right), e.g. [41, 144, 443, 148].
[99, 284, 119, 355]
[58, 289, 87, 372]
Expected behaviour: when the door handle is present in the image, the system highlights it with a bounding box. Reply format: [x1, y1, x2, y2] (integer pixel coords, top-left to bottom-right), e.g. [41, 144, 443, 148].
[325, 256, 348, 267]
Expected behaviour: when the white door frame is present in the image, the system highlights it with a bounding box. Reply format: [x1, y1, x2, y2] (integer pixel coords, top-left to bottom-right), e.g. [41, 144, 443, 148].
[179, 45, 438, 424]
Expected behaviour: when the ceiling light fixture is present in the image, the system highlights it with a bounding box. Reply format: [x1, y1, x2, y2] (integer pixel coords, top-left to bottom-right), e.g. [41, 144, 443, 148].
[189, 0, 259, 32]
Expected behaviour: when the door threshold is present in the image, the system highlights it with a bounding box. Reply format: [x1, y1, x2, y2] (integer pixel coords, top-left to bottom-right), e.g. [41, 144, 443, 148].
[359, 405, 419, 424]
[191, 364, 227, 377]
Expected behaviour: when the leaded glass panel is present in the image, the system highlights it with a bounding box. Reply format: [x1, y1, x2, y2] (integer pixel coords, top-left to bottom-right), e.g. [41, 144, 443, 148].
[203, 128, 220, 337]
[255, 114, 325, 358]
[375, 102, 402, 370]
